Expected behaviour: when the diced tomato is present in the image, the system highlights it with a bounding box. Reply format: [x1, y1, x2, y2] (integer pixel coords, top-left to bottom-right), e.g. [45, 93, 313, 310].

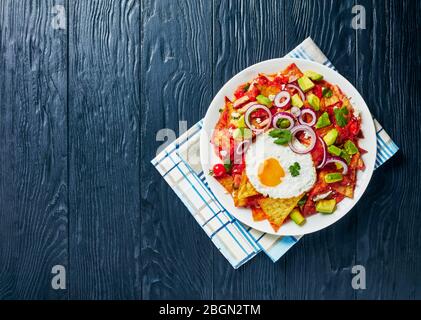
[272, 75, 288, 86]
[257, 75, 269, 86]
[313, 84, 323, 99]
[234, 84, 248, 99]
[246, 87, 260, 101]
[348, 118, 360, 136]
[311, 135, 325, 166]
[232, 163, 245, 175]
[250, 109, 269, 119]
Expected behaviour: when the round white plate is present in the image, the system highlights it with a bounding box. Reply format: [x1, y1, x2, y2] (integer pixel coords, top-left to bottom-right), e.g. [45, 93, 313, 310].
[200, 58, 376, 236]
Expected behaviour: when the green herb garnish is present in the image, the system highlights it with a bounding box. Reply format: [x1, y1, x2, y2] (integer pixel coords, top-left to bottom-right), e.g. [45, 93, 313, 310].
[334, 106, 349, 127]
[298, 195, 308, 206]
[224, 160, 232, 173]
[269, 129, 292, 145]
[289, 162, 301, 177]
[322, 87, 333, 98]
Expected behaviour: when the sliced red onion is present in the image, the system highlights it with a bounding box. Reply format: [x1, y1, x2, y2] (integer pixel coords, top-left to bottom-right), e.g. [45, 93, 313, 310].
[286, 84, 305, 101]
[288, 124, 317, 154]
[244, 104, 272, 133]
[272, 112, 295, 130]
[273, 91, 290, 108]
[299, 108, 317, 127]
[290, 106, 301, 117]
[316, 137, 327, 169]
[324, 156, 349, 175]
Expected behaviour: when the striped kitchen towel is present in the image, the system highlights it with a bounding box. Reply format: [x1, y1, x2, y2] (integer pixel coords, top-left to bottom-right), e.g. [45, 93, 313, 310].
[151, 37, 399, 269]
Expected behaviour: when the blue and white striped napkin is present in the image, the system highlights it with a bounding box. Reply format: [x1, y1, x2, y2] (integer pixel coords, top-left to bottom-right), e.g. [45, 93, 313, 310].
[151, 37, 399, 269]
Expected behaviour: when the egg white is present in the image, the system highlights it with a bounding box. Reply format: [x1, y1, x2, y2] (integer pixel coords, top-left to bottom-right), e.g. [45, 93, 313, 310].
[245, 131, 317, 199]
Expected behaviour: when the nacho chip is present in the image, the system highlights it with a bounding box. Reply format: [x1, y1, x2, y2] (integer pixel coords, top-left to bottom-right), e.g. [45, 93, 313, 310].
[216, 176, 234, 194]
[257, 195, 303, 231]
[238, 174, 259, 200]
[333, 185, 354, 198]
[251, 207, 267, 221]
[233, 189, 248, 207]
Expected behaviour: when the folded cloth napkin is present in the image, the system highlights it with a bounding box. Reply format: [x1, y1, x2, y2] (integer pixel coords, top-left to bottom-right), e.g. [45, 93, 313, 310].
[151, 37, 399, 269]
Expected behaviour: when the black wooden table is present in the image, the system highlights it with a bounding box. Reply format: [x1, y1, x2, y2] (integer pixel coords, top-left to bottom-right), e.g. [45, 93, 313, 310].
[0, 0, 420, 300]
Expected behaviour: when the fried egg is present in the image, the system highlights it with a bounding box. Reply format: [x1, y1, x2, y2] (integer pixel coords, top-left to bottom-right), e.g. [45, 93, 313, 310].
[245, 131, 316, 199]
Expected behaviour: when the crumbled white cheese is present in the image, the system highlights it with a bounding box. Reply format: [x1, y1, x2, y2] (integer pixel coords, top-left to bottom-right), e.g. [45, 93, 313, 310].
[353, 109, 360, 118]
[268, 94, 276, 101]
[256, 118, 262, 124]
[231, 112, 240, 119]
[220, 150, 227, 157]
[303, 131, 311, 139]
[313, 191, 332, 202]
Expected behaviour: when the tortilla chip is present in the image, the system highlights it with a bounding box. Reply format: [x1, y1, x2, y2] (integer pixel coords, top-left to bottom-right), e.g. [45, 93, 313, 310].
[233, 189, 248, 207]
[333, 185, 354, 198]
[257, 195, 303, 231]
[238, 174, 259, 200]
[216, 176, 234, 194]
[252, 207, 267, 221]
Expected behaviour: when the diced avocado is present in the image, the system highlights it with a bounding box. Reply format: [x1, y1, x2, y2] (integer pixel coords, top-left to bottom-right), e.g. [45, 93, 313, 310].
[322, 87, 333, 98]
[328, 145, 342, 156]
[291, 93, 304, 108]
[307, 93, 320, 111]
[297, 76, 315, 92]
[290, 208, 306, 225]
[324, 172, 343, 183]
[230, 114, 245, 128]
[304, 70, 323, 81]
[256, 94, 272, 107]
[277, 118, 292, 129]
[340, 150, 351, 164]
[344, 140, 358, 155]
[323, 128, 338, 146]
[316, 199, 337, 214]
[315, 112, 331, 129]
[233, 127, 252, 141]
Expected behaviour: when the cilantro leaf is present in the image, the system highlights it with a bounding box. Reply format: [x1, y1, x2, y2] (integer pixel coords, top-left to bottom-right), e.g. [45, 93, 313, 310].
[289, 162, 301, 177]
[334, 106, 349, 127]
[270, 129, 292, 145]
[322, 87, 333, 98]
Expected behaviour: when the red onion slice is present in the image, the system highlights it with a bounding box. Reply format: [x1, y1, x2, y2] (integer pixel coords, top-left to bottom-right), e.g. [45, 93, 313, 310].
[288, 124, 317, 154]
[244, 104, 272, 133]
[272, 112, 295, 130]
[316, 137, 327, 169]
[273, 91, 290, 108]
[299, 108, 317, 127]
[324, 156, 349, 175]
[290, 106, 301, 117]
[286, 84, 305, 101]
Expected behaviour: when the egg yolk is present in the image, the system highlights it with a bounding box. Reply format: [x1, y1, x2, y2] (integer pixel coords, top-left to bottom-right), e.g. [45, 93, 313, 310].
[258, 157, 285, 187]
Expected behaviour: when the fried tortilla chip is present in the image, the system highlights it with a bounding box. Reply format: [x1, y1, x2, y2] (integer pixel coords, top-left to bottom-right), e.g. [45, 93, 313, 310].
[251, 207, 267, 222]
[333, 185, 354, 198]
[216, 176, 234, 194]
[257, 195, 303, 231]
[238, 174, 259, 200]
[233, 189, 248, 207]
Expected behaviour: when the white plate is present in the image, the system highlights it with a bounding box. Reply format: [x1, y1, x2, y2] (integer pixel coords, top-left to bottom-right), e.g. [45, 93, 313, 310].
[200, 58, 376, 236]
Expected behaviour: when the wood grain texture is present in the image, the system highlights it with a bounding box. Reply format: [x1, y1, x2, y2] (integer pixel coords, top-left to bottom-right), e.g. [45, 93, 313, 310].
[140, 0, 214, 299]
[283, 0, 357, 300]
[355, 0, 421, 299]
[213, 0, 287, 300]
[0, 0, 68, 299]
[68, 0, 141, 299]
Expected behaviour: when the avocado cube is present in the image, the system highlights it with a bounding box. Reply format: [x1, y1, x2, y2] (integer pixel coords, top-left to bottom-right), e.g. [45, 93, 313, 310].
[307, 93, 320, 111]
[344, 140, 358, 155]
[324, 173, 343, 184]
[304, 70, 323, 81]
[316, 199, 337, 214]
[291, 93, 303, 108]
[256, 94, 272, 107]
[323, 128, 338, 146]
[328, 145, 342, 156]
[340, 150, 351, 164]
[297, 76, 315, 92]
[290, 208, 306, 225]
[315, 112, 331, 129]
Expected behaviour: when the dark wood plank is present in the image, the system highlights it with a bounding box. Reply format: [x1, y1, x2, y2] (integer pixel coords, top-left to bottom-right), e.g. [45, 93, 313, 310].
[355, 0, 421, 299]
[213, 0, 287, 299]
[0, 0, 68, 299]
[140, 0, 214, 299]
[68, 0, 141, 299]
[283, 0, 357, 299]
